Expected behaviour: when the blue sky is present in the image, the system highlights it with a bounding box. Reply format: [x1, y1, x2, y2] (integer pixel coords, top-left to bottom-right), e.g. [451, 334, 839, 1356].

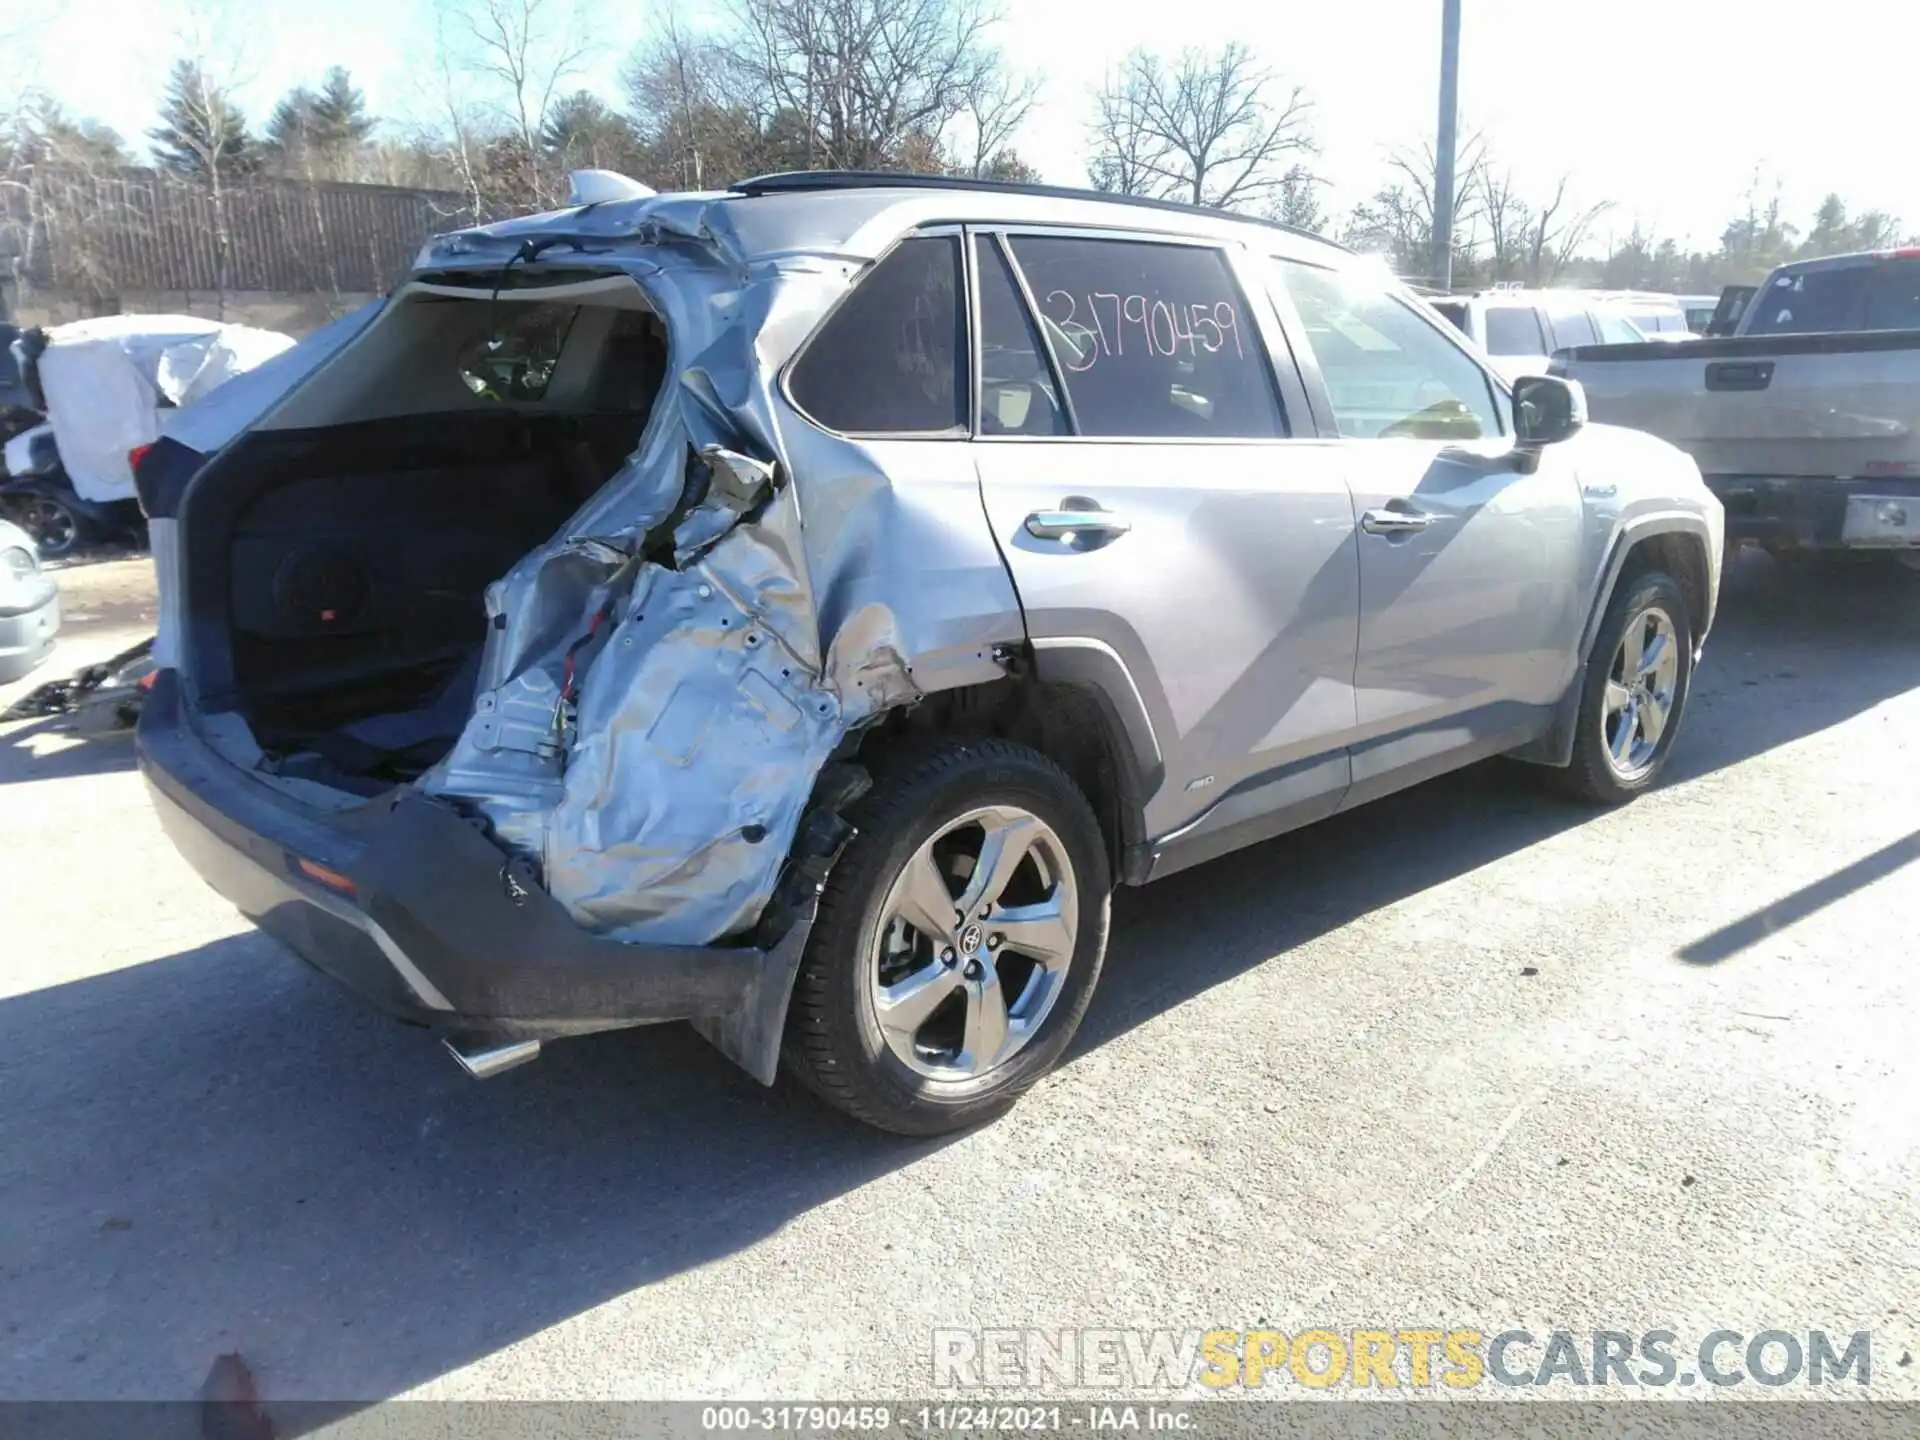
[8, 0, 1912, 251]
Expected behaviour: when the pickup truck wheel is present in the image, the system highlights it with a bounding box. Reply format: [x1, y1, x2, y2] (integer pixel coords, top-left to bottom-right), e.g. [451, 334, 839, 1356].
[782, 738, 1111, 1136]
[1553, 571, 1693, 806]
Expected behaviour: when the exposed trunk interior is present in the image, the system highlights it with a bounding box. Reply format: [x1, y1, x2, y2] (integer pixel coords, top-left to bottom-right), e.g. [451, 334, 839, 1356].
[184, 284, 670, 795]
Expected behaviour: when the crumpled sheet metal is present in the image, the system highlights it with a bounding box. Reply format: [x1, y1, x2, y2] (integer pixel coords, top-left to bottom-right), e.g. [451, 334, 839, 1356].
[420, 218, 1022, 945]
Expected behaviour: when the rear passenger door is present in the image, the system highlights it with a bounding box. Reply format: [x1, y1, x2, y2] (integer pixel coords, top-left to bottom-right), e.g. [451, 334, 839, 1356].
[1268, 259, 1585, 797]
[969, 229, 1361, 852]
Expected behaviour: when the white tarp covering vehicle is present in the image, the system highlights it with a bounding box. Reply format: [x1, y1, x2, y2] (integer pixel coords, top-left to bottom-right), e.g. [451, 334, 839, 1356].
[9, 315, 295, 502]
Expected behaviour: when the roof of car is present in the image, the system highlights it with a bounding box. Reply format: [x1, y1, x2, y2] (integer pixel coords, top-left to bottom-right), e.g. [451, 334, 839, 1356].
[1765, 247, 1920, 276]
[430, 170, 1359, 274]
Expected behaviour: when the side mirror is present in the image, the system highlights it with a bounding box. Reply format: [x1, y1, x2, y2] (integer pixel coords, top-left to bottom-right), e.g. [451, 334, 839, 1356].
[1513, 374, 1587, 447]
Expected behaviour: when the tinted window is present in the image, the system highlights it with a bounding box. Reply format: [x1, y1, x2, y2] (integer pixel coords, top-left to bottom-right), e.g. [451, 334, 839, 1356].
[1483, 306, 1547, 355]
[1431, 301, 1470, 334]
[1277, 260, 1505, 441]
[1747, 266, 1868, 335]
[790, 235, 966, 433]
[1862, 262, 1920, 330]
[1546, 310, 1599, 349]
[974, 237, 1068, 437]
[1008, 235, 1285, 438]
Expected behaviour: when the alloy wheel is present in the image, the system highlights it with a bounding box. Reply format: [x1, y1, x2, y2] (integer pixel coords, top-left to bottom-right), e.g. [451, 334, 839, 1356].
[868, 804, 1078, 1083]
[1602, 604, 1680, 779]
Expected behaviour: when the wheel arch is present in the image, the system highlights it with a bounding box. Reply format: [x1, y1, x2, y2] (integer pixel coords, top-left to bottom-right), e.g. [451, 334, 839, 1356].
[1514, 514, 1716, 769]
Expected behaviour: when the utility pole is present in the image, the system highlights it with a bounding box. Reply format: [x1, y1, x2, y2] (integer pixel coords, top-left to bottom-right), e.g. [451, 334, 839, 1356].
[1431, 0, 1462, 291]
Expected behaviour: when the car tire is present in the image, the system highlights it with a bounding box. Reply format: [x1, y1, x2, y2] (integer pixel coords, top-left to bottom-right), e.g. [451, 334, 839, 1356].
[1552, 570, 1694, 806]
[782, 738, 1111, 1136]
[2, 485, 92, 559]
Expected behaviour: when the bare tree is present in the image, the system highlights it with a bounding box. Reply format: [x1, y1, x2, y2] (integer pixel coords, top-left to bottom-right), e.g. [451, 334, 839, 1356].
[1086, 69, 1160, 196]
[722, 0, 1004, 170]
[1086, 42, 1315, 210]
[957, 61, 1039, 179]
[1515, 174, 1610, 285]
[1, 95, 136, 317]
[625, 1, 763, 189]
[1344, 135, 1487, 282]
[437, 0, 589, 211]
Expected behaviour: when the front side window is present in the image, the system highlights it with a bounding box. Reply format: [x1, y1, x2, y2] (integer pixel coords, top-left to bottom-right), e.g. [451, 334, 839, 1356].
[1007, 235, 1286, 439]
[1276, 260, 1505, 441]
[1482, 306, 1547, 356]
[789, 235, 966, 434]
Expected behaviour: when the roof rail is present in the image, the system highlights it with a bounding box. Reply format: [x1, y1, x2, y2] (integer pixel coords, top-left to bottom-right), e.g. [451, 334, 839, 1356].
[728, 170, 1345, 249]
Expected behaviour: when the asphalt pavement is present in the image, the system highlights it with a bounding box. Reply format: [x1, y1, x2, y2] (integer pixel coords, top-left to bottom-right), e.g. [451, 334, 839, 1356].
[1, 550, 1915, 1410]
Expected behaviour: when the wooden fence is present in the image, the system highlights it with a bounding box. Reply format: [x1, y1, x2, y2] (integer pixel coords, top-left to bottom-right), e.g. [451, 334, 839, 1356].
[1, 167, 473, 301]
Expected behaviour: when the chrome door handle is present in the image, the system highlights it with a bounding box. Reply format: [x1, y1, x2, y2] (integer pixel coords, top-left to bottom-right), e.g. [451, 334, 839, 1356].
[1025, 510, 1132, 539]
[1359, 507, 1434, 535]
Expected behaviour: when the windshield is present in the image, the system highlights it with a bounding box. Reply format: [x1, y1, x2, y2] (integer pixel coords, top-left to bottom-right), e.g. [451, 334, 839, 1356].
[1430, 300, 1470, 333]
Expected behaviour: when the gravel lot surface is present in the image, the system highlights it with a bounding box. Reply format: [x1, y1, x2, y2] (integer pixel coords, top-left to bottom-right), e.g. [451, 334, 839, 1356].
[2, 550, 1914, 1412]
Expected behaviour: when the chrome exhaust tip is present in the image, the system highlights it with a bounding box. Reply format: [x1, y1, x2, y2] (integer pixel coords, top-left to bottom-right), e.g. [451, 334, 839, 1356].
[443, 1035, 542, 1079]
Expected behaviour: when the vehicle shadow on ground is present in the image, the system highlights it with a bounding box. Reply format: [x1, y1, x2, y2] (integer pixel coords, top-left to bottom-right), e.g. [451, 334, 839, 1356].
[0, 716, 139, 783]
[3, 547, 1915, 1412]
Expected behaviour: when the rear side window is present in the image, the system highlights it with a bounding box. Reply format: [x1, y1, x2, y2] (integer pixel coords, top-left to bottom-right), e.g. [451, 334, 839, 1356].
[1862, 262, 1920, 330]
[790, 235, 967, 434]
[975, 237, 1069, 437]
[1007, 235, 1285, 438]
[1748, 266, 1868, 335]
[1482, 307, 1547, 355]
[1545, 310, 1599, 349]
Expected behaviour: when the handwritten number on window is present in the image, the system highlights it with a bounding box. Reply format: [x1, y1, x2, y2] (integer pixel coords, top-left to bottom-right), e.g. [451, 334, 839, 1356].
[1043, 290, 1242, 369]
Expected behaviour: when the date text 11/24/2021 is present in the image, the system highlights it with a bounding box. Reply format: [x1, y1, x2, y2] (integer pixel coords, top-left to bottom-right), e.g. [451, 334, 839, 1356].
[700, 1404, 1194, 1432]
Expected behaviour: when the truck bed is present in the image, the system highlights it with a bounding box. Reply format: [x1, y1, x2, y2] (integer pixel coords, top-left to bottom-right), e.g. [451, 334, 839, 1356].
[1555, 330, 1920, 553]
[1555, 329, 1920, 479]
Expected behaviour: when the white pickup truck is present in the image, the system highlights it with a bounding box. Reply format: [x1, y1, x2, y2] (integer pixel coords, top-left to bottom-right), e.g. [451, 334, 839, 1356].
[1553, 248, 1920, 564]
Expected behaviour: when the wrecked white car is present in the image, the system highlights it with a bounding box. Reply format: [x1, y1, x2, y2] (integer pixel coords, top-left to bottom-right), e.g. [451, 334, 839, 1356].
[137, 172, 1722, 1134]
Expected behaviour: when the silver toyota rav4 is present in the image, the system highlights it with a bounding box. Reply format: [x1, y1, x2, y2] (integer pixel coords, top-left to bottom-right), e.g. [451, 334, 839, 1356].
[137, 172, 1724, 1134]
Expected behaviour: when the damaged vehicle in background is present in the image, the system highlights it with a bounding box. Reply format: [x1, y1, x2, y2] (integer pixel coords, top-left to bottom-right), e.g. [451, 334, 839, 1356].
[2, 315, 294, 556]
[137, 171, 1723, 1135]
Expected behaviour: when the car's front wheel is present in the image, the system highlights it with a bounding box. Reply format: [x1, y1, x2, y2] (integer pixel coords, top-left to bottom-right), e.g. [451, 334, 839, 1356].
[782, 738, 1111, 1135]
[1553, 570, 1694, 805]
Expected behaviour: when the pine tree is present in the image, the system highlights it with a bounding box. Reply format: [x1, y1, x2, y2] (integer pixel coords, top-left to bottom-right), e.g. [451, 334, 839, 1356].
[147, 60, 253, 178]
[539, 91, 636, 173]
[309, 67, 375, 153]
[266, 68, 373, 178]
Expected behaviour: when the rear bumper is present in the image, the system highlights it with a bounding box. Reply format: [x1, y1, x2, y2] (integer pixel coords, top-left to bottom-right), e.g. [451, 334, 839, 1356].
[0, 586, 59, 683]
[135, 670, 789, 1052]
[1707, 473, 1920, 551]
